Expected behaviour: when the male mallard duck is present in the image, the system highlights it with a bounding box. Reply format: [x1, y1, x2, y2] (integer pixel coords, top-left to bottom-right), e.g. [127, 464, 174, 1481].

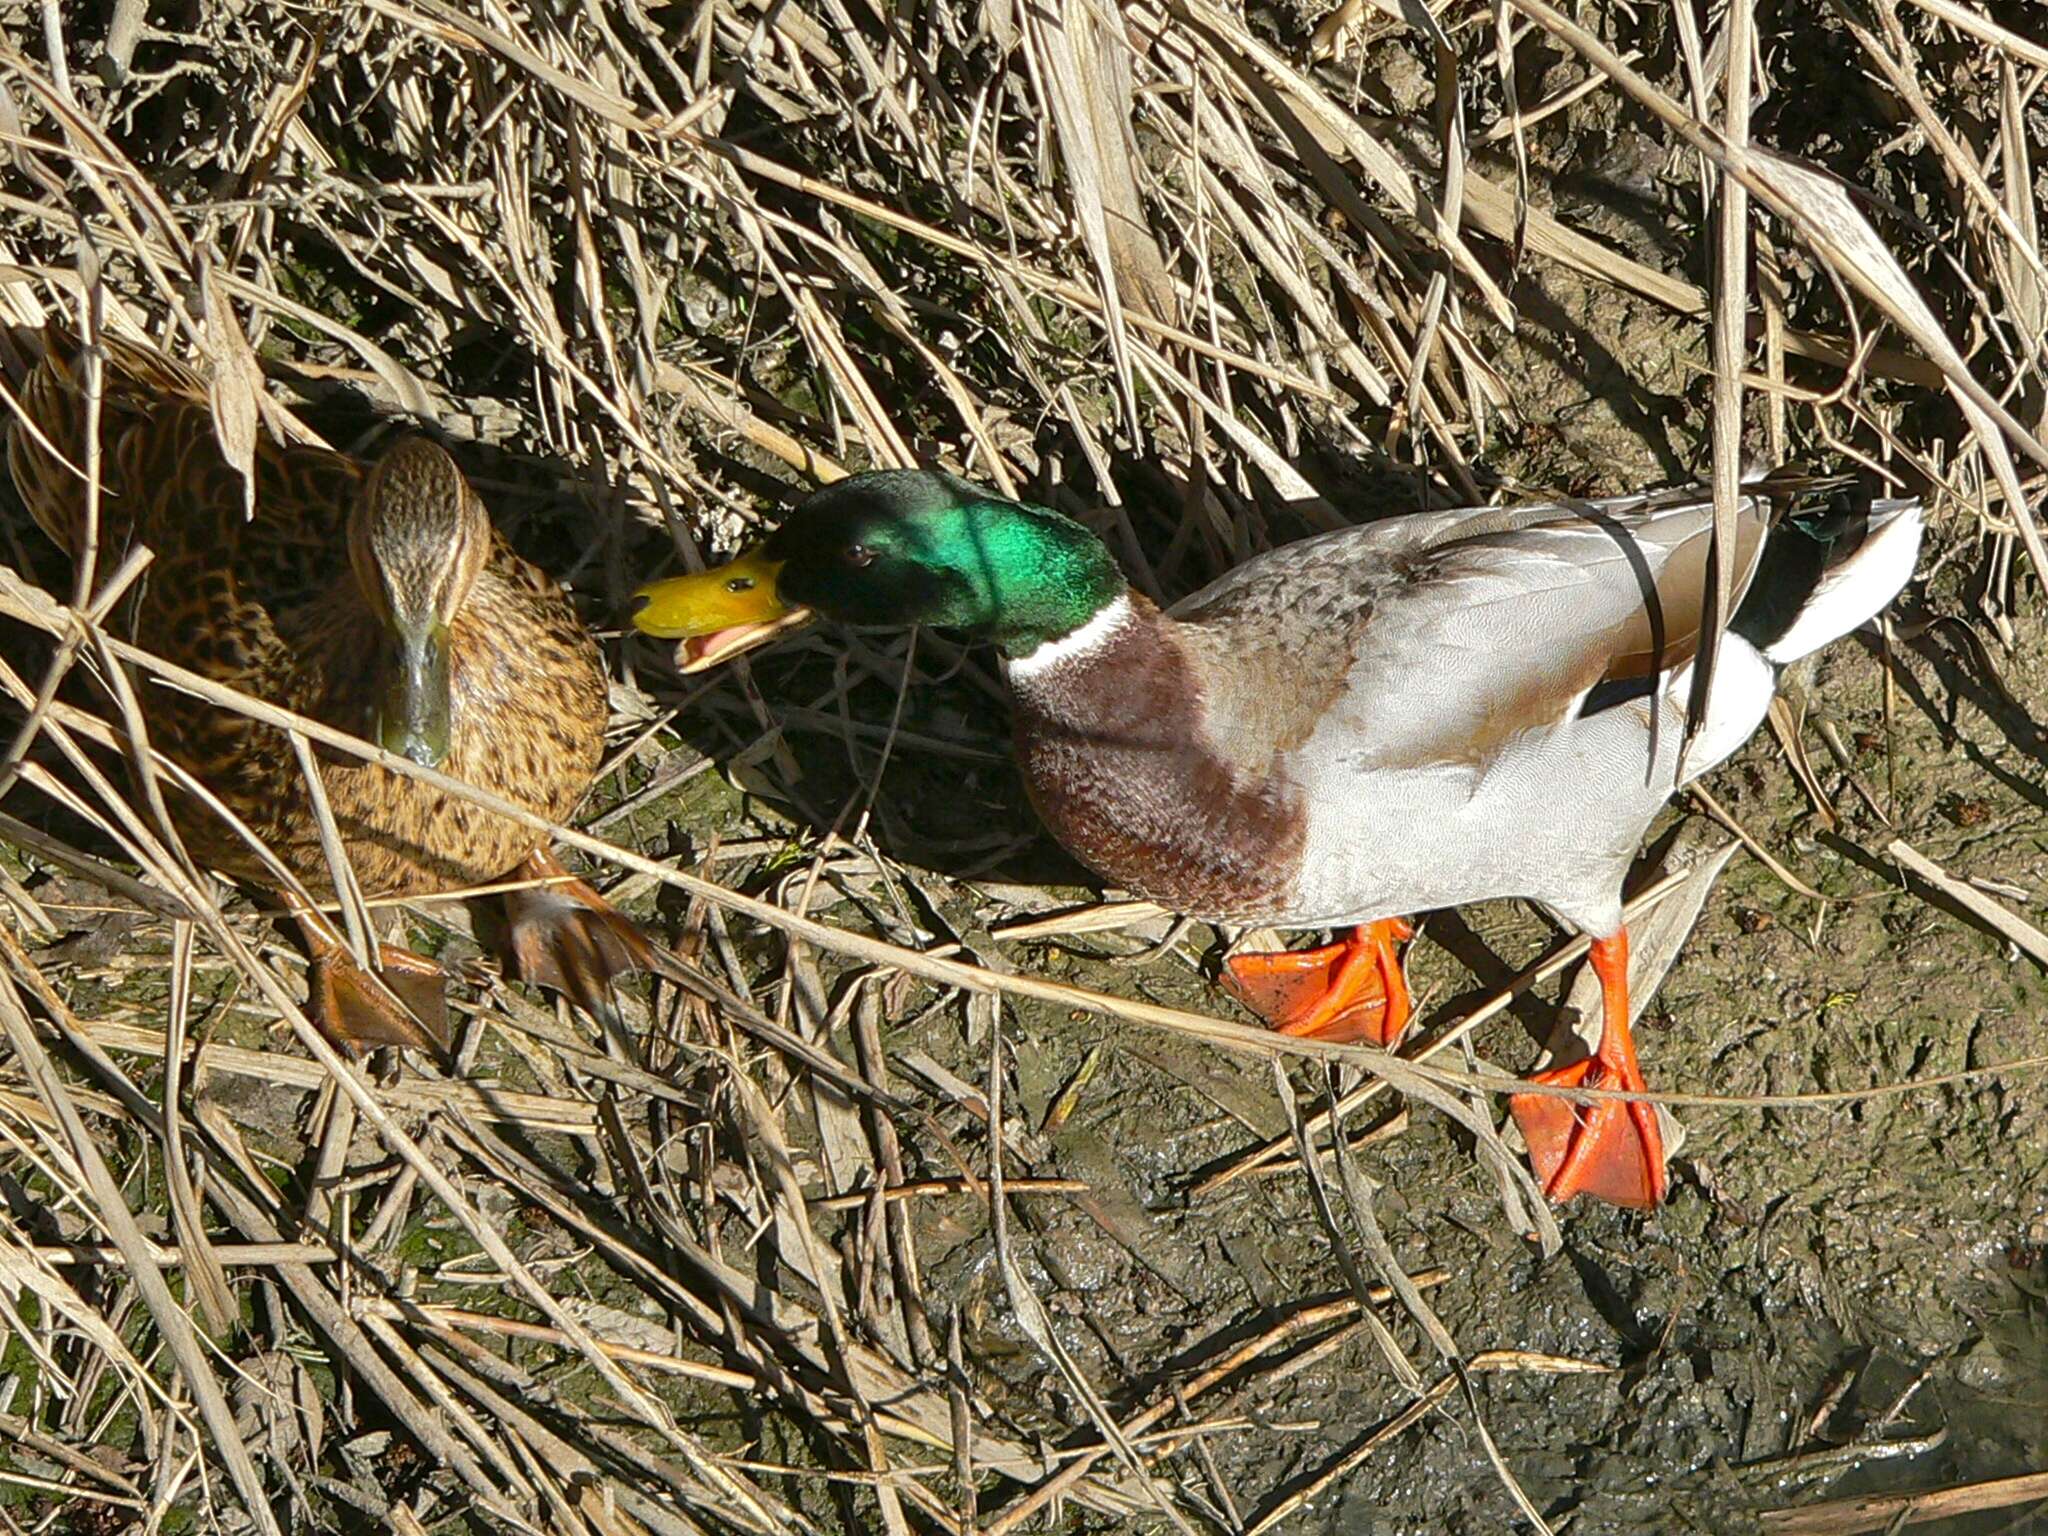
[633, 469, 1921, 1207]
[8, 327, 647, 1052]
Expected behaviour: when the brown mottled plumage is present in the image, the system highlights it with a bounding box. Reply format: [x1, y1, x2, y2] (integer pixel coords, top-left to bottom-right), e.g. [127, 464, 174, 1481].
[8, 328, 643, 1050]
[7, 330, 605, 896]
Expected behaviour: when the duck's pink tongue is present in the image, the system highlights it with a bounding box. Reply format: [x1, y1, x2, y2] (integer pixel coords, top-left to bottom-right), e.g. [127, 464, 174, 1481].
[679, 625, 753, 671]
[673, 609, 813, 673]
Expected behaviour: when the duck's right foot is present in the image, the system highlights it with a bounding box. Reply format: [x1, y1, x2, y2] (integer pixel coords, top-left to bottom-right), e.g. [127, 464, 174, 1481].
[501, 848, 655, 1026]
[1222, 917, 1414, 1047]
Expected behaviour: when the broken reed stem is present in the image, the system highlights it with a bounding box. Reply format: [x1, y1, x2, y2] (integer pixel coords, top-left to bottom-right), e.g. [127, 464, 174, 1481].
[354, 1300, 760, 1391]
[1761, 1468, 2048, 1535]
[20, 1242, 338, 1267]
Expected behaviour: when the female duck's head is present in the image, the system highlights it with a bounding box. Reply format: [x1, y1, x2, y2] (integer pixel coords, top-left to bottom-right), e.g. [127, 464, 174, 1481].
[632, 469, 1124, 668]
[347, 436, 492, 766]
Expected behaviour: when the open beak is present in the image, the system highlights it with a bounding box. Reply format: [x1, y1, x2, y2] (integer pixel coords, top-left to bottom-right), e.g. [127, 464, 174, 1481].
[378, 621, 453, 766]
[631, 549, 812, 673]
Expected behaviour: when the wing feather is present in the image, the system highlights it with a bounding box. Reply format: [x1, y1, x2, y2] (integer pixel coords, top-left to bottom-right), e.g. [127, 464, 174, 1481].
[1172, 487, 1774, 777]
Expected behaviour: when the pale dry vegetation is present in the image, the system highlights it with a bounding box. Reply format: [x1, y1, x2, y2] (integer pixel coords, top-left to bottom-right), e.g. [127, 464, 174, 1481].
[0, 0, 2045, 1532]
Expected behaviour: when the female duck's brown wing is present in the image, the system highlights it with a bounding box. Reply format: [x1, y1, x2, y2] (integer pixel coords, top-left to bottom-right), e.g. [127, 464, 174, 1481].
[6, 328, 370, 785]
[9, 327, 362, 590]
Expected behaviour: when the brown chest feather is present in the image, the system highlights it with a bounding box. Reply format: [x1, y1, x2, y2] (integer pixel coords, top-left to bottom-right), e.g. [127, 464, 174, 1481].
[152, 557, 604, 899]
[1009, 601, 1305, 922]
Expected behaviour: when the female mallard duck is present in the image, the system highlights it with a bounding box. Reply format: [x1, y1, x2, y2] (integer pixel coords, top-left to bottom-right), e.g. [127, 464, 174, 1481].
[633, 469, 1921, 1208]
[8, 328, 646, 1052]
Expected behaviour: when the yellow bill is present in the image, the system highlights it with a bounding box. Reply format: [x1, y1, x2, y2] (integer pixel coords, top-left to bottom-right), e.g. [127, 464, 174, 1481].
[631, 549, 813, 673]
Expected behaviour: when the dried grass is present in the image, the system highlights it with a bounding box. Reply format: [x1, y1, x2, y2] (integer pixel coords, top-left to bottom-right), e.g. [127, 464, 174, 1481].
[0, 0, 2042, 1531]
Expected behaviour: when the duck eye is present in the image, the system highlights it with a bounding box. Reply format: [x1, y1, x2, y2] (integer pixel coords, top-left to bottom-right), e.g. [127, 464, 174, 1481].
[725, 576, 755, 593]
[844, 544, 876, 568]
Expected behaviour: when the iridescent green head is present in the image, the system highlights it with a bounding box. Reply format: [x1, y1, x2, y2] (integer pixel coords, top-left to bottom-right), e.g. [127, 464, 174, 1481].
[632, 470, 1126, 669]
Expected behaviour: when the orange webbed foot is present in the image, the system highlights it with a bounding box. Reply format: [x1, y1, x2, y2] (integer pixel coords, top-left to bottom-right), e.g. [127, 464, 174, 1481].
[502, 848, 655, 1025]
[1510, 1053, 1666, 1210]
[1508, 929, 1668, 1210]
[302, 930, 449, 1058]
[1222, 918, 1414, 1047]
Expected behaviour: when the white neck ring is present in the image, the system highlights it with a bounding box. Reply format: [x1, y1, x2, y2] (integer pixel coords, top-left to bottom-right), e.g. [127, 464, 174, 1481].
[1002, 592, 1133, 679]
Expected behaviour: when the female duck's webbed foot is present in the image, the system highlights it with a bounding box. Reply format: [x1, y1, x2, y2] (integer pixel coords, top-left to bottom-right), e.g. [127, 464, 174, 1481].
[1222, 918, 1414, 1047]
[502, 848, 654, 1024]
[297, 918, 449, 1058]
[1509, 929, 1668, 1209]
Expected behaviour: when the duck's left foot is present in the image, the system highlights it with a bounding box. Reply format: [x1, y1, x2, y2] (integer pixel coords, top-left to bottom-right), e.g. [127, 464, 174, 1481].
[1223, 917, 1413, 1046]
[503, 848, 655, 1022]
[299, 926, 450, 1058]
[1509, 929, 1668, 1209]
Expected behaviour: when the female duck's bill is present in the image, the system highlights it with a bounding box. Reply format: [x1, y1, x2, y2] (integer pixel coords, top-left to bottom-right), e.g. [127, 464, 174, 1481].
[632, 547, 815, 672]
